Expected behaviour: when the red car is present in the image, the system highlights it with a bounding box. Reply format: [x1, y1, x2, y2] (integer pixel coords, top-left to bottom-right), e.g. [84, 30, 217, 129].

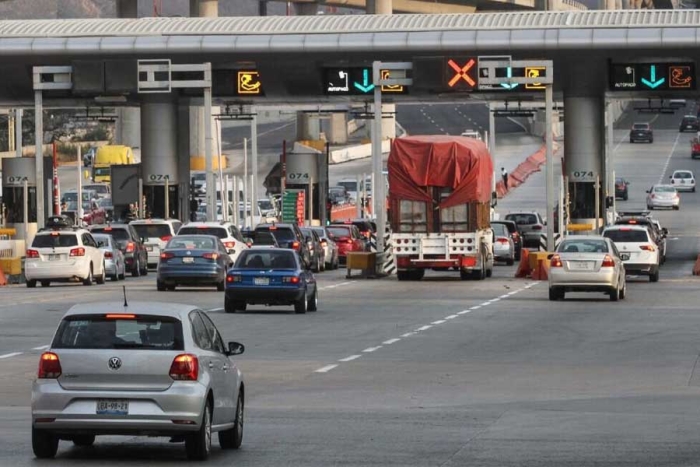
[327, 225, 366, 263]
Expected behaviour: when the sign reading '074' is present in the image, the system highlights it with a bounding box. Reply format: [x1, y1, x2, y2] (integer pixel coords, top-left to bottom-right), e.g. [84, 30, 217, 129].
[609, 62, 696, 91]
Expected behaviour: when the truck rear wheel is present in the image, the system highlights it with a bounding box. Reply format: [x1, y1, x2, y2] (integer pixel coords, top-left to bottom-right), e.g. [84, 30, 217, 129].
[397, 271, 411, 281]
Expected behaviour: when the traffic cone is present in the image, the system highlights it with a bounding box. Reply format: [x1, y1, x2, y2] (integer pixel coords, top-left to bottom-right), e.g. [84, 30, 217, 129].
[0, 264, 7, 286]
[515, 248, 531, 278]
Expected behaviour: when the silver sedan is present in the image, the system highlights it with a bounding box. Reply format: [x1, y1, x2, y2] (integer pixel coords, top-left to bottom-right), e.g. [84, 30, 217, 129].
[31, 302, 245, 460]
[646, 184, 680, 210]
[92, 233, 126, 281]
[548, 236, 626, 302]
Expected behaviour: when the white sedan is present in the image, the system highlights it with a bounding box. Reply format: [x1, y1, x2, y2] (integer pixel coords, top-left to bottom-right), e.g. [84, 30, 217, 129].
[670, 170, 695, 192]
[646, 185, 680, 210]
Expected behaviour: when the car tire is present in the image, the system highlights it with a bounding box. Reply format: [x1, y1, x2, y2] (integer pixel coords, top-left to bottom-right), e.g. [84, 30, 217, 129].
[41, 280, 50, 287]
[72, 435, 95, 447]
[397, 271, 411, 281]
[32, 427, 59, 459]
[623, 193, 628, 201]
[132, 258, 141, 277]
[185, 401, 212, 461]
[549, 287, 561, 301]
[26, 280, 36, 288]
[118, 270, 125, 280]
[295, 290, 307, 314]
[649, 138, 654, 143]
[460, 269, 471, 281]
[693, 187, 696, 193]
[620, 280, 627, 300]
[219, 389, 244, 450]
[82, 265, 93, 286]
[157, 280, 166, 291]
[111, 272, 119, 282]
[647, 205, 653, 210]
[650, 269, 660, 282]
[307, 288, 318, 312]
[673, 206, 680, 211]
[167, 285, 177, 291]
[411, 269, 425, 281]
[96, 263, 106, 285]
[609, 285, 620, 302]
[506, 257, 515, 266]
[629, 139, 634, 143]
[141, 259, 148, 276]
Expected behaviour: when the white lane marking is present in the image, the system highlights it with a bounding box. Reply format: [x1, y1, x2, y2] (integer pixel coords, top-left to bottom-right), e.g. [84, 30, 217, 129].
[314, 364, 338, 373]
[0, 352, 22, 359]
[431, 320, 447, 325]
[382, 338, 401, 345]
[207, 308, 223, 312]
[499, 294, 510, 299]
[490, 298, 501, 303]
[480, 302, 492, 306]
[415, 325, 433, 331]
[338, 355, 362, 362]
[470, 305, 482, 310]
[457, 310, 472, 315]
[401, 332, 417, 337]
[658, 132, 682, 185]
[362, 346, 383, 353]
[32, 345, 49, 351]
[444, 314, 458, 320]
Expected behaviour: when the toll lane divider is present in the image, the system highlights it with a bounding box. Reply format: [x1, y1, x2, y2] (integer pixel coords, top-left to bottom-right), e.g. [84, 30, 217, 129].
[692, 254, 700, 276]
[496, 142, 561, 199]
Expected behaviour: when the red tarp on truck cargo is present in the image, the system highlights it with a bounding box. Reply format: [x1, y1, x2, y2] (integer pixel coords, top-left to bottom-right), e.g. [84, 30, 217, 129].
[388, 135, 494, 208]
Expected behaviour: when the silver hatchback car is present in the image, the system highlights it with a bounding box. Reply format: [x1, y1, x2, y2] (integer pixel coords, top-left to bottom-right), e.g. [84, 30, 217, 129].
[31, 302, 245, 460]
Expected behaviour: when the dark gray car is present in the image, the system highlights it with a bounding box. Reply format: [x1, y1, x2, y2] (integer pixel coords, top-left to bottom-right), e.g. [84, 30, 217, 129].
[504, 212, 545, 249]
[300, 227, 324, 272]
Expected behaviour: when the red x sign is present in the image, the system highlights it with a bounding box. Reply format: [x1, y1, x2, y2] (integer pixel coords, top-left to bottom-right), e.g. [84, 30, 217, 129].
[447, 59, 476, 88]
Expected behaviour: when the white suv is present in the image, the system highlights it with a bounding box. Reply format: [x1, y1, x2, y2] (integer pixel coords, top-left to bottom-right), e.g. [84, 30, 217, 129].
[25, 225, 106, 288]
[670, 170, 696, 192]
[177, 221, 249, 263]
[602, 225, 660, 282]
[129, 219, 183, 269]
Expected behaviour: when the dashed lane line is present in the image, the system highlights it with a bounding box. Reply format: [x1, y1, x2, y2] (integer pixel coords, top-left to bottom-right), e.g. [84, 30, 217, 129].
[312, 282, 540, 374]
[0, 352, 22, 359]
[32, 345, 49, 351]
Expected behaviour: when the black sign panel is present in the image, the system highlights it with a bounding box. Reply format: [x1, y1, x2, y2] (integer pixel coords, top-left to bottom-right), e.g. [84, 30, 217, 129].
[111, 163, 141, 207]
[609, 62, 696, 91]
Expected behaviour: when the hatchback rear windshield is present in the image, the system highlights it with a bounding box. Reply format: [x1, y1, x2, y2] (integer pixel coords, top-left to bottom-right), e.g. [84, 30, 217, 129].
[252, 231, 277, 245]
[33, 234, 78, 248]
[682, 117, 698, 123]
[52, 314, 184, 350]
[673, 172, 693, 179]
[492, 222, 516, 234]
[492, 224, 508, 236]
[132, 224, 172, 239]
[654, 186, 677, 192]
[604, 230, 649, 243]
[85, 185, 109, 194]
[328, 226, 352, 238]
[91, 227, 131, 241]
[235, 250, 297, 269]
[167, 236, 216, 250]
[505, 214, 538, 225]
[178, 227, 227, 239]
[558, 240, 609, 253]
[633, 123, 649, 130]
[257, 227, 295, 242]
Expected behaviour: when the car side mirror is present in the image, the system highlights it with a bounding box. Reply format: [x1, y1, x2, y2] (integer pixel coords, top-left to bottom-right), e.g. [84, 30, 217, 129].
[670, 175, 673, 179]
[141, 238, 147, 244]
[227, 341, 245, 356]
[646, 190, 650, 193]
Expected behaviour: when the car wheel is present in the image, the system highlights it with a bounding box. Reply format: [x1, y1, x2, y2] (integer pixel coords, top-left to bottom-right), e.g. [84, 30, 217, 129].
[82, 265, 93, 286]
[26, 280, 36, 288]
[549, 287, 561, 301]
[629, 139, 634, 143]
[673, 205, 680, 211]
[118, 269, 126, 280]
[620, 280, 627, 300]
[693, 187, 696, 193]
[186, 401, 212, 461]
[132, 258, 141, 277]
[140, 259, 148, 276]
[609, 285, 620, 302]
[157, 280, 166, 291]
[41, 280, 50, 287]
[506, 257, 515, 266]
[647, 205, 653, 210]
[111, 272, 119, 282]
[96, 262, 106, 284]
[307, 287, 318, 312]
[460, 268, 471, 280]
[295, 290, 307, 314]
[72, 435, 95, 447]
[167, 284, 176, 291]
[650, 269, 660, 282]
[219, 389, 244, 450]
[32, 427, 59, 459]
[623, 193, 628, 201]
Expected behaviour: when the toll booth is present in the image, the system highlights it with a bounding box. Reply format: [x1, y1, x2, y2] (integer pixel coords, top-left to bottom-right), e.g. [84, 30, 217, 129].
[282, 143, 329, 226]
[1, 157, 53, 244]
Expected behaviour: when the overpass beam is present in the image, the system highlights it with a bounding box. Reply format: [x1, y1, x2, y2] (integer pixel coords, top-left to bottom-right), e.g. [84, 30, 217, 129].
[116, 0, 138, 18]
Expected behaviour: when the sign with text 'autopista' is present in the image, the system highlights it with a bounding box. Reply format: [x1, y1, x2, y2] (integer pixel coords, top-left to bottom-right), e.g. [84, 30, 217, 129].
[609, 62, 696, 91]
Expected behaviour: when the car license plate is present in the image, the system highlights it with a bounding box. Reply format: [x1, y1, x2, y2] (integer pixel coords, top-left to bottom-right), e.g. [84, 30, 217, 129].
[687, 125, 693, 129]
[48, 254, 60, 261]
[570, 261, 594, 270]
[254, 277, 269, 286]
[96, 399, 128, 415]
[146, 246, 153, 251]
[182, 257, 194, 263]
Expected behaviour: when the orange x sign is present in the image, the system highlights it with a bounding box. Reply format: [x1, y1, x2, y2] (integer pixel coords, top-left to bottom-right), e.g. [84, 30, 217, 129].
[447, 59, 476, 88]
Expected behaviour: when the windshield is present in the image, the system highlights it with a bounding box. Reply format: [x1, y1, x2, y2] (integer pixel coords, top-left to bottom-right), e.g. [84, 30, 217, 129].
[32, 233, 78, 248]
[633, 123, 649, 130]
[94, 167, 110, 176]
[166, 236, 216, 250]
[179, 227, 227, 239]
[258, 200, 274, 211]
[337, 181, 357, 192]
[505, 214, 538, 225]
[558, 239, 609, 253]
[92, 234, 112, 247]
[90, 227, 131, 241]
[328, 226, 352, 238]
[654, 186, 677, 193]
[604, 229, 649, 243]
[235, 250, 297, 269]
[252, 231, 277, 245]
[673, 172, 693, 179]
[132, 224, 172, 239]
[97, 198, 113, 208]
[257, 227, 295, 242]
[312, 228, 327, 239]
[52, 315, 184, 350]
[492, 224, 508, 236]
[85, 185, 109, 194]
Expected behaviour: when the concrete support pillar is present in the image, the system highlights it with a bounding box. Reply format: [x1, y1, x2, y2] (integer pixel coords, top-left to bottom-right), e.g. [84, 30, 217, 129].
[294, 2, 318, 14]
[564, 95, 605, 229]
[190, 0, 218, 17]
[367, 0, 393, 13]
[326, 113, 348, 145]
[114, 106, 141, 149]
[178, 103, 193, 222]
[116, 0, 138, 18]
[296, 111, 321, 141]
[189, 107, 221, 160]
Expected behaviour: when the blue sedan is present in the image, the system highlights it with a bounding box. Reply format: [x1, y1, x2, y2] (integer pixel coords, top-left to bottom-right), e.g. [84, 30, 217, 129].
[156, 235, 232, 291]
[224, 247, 318, 314]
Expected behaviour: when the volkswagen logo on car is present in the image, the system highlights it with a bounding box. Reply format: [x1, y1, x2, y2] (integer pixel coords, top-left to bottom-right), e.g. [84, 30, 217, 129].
[108, 357, 122, 370]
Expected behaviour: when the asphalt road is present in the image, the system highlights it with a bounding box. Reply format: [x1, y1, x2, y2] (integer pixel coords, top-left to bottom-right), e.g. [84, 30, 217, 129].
[8, 105, 700, 465]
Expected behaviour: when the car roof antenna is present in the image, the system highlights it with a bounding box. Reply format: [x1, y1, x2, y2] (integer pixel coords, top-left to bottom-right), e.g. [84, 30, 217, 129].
[123, 285, 128, 308]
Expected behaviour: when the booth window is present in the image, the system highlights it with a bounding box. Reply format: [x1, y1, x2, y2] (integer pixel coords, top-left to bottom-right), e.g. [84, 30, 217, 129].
[4, 187, 37, 223]
[569, 182, 597, 219]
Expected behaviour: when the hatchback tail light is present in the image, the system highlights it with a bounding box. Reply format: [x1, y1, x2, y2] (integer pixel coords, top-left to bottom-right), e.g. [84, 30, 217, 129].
[532, 225, 543, 231]
[282, 276, 300, 284]
[169, 354, 198, 381]
[202, 252, 218, 260]
[496, 237, 510, 244]
[38, 352, 62, 379]
[69, 247, 86, 257]
[227, 275, 242, 283]
[160, 235, 172, 242]
[104, 251, 113, 259]
[321, 240, 328, 246]
[550, 254, 562, 268]
[26, 249, 40, 259]
[125, 242, 135, 253]
[640, 245, 656, 252]
[291, 241, 301, 251]
[224, 241, 236, 249]
[601, 255, 615, 268]
[160, 252, 174, 261]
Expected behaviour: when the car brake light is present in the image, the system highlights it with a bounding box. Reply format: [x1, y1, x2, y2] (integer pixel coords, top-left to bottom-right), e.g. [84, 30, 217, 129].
[104, 251, 113, 259]
[532, 225, 542, 231]
[282, 276, 300, 284]
[69, 247, 86, 257]
[106, 314, 136, 319]
[169, 354, 198, 381]
[496, 237, 510, 244]
[202, 252, 218, 260]
[601, 255, 615, 267]
[651, 194, 655, 199]
[224, 241, 236, 249]
[26, 249, 39, 258]
[160, 235, 172, 241]
[227, 275, 242, 283]
[104, 227, 112, 231]
[125, 242, 135, 253]
[550, 254, 562, 268]
[321, 240, 327, 246]
[291, 241, 301, 251]
[38, 352, 62, 379]
[160, 252, 174, 260]
[640, 245, 656, 252]
[346, 239, 354, 244]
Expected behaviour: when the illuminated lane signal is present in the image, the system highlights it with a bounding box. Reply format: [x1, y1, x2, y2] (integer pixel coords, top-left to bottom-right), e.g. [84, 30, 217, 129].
[525, 66, 546, 90]
[380, 69, 404, 93]
[237, 70, 262, 95]
[447, 58, 477, 89]
[669, 65, 692, 89]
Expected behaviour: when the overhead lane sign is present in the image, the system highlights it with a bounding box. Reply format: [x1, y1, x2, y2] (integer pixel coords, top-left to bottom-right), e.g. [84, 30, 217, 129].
[609, 62, 696, 91]
[324, 67, 409, 96]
